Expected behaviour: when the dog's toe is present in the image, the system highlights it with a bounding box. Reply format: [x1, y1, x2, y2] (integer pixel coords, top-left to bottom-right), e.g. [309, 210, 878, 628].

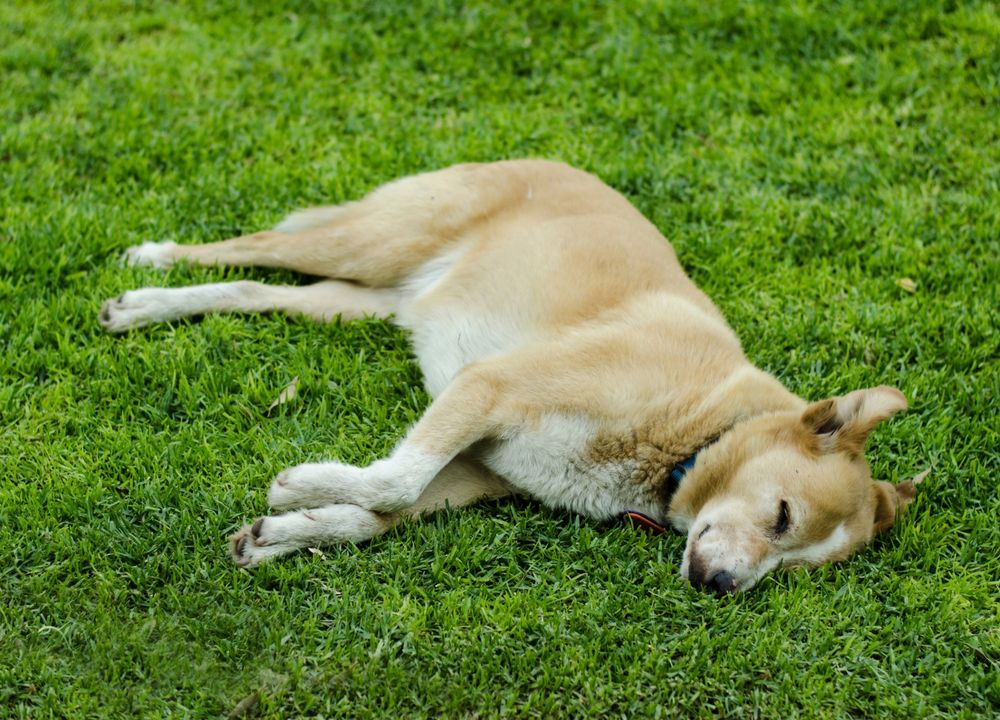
[230, 523, 273, 568]
[98, 289, 167, 333]
[98, 294, 130, 333]
[267, 471, 301, 510]
[98, 298, 128, 333]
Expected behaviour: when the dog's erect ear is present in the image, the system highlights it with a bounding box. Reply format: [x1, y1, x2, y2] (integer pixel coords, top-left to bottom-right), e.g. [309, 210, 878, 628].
[872, 469, 930, 534]
[801, 386, 908, 455]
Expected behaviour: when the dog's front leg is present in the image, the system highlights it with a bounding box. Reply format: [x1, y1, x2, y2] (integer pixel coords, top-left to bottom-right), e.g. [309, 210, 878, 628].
[268, 366, 506, 513]
[231, 456, 512, 567]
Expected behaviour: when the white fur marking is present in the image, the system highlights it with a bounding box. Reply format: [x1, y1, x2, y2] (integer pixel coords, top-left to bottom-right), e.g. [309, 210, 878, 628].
[397, 242, 529, 397]
[783, 523, 850, 566]
[399, 243, 469, 302]
[483, 413, 650, 521]
[269, 446, 446, 512]
[99, 282, 274, 333]
[123, 241, 178, 269]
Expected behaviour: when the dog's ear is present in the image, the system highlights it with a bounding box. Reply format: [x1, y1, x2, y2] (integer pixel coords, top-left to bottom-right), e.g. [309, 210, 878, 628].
[872, 469, 930, 534]
[801, 386, 908, 456]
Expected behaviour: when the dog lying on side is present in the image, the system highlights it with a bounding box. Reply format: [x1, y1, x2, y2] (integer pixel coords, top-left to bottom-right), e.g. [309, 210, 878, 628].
[100, 160, 922, 594]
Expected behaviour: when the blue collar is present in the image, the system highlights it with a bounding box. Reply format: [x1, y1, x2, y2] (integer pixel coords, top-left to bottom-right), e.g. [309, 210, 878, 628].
[667, 452, 699, 497]
[623, 450, 700, 534]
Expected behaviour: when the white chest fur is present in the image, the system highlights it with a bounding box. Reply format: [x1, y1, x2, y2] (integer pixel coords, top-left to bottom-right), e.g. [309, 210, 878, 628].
[479, 412, 659, 521]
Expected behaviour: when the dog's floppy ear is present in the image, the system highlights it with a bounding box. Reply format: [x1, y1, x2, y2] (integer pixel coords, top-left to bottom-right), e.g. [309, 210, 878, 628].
[801, 386, 908, 456]
[872, 469, 930, 534]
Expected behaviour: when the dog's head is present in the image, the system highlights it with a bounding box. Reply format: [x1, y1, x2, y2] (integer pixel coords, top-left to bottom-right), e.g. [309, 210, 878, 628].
[671, 386, 923, 594]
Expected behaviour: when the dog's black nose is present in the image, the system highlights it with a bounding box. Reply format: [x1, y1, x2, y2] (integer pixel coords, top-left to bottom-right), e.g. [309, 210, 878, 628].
[706, 570, 737, 595]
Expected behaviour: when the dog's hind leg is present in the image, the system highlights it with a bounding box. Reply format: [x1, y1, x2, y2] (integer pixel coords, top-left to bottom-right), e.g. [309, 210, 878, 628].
[121, 161, 543, 286]
[98, 279, 398, 333]
[230, 455, 513, 567]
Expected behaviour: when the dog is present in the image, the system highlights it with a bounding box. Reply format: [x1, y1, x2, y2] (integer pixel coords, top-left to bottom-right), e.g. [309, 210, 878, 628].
[100, 160, 923, 594]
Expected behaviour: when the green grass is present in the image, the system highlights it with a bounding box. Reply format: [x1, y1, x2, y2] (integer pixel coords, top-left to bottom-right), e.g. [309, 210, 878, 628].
[1, 0, 998, 717]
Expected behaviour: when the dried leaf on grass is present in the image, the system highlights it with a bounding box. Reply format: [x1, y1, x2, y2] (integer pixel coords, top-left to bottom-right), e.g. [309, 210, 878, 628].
[911, 467, 932, 485]
[267, 376, 299, 413]
[227, 692, 260, 719]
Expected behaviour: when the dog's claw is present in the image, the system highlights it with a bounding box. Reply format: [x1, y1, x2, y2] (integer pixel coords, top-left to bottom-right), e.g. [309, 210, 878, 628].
[230, 518, 280, 567]
[231, 532, 250, 563]
[250, 517, 266, 540]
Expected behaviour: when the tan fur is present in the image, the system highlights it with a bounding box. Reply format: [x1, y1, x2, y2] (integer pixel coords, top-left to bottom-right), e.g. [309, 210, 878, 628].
[101, 160, 920, 592]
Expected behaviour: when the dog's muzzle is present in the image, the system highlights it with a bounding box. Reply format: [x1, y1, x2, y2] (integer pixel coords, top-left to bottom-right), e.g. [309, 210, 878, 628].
[687, 550, 739, 596]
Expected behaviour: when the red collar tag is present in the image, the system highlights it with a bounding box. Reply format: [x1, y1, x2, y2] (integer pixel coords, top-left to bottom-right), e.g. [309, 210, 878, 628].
[623, 510, 669, 534]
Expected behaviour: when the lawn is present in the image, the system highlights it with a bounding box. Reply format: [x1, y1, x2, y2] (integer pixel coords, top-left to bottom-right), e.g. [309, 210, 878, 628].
[1, 0, 997, 717]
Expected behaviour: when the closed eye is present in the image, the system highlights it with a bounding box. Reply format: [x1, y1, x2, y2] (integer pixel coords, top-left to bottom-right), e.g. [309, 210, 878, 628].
[774, 500, 790, 536]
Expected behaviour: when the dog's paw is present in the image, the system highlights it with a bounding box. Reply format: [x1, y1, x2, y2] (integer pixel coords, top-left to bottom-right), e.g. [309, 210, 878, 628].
[98, 288, 168, 333]
[229, 516, 296, 568]
[229, 506, 391, 567]
[123, 241, 178, 268]
[267, 462, 363, 511]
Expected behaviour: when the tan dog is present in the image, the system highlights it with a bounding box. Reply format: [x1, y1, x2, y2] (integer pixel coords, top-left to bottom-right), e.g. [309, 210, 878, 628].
[100, 160, 922, 593]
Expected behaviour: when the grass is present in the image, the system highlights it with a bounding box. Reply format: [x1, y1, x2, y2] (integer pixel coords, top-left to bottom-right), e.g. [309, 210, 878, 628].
[1, 0, 998, 717]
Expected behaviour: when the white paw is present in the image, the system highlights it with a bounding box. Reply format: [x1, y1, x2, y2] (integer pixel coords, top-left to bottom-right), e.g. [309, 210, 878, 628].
[98, 288, 172, 333]
[267, 462, 364, 511]
[229, 516, 302, 568]
[229, 506, 391, 567]
[123, 241, 178, 268]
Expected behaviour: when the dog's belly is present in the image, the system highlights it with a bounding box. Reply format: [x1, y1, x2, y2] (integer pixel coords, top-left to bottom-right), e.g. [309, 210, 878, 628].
[405, 304, 532, 397]
[396, 241, 542, 398]
[477, 413, 659, 521]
